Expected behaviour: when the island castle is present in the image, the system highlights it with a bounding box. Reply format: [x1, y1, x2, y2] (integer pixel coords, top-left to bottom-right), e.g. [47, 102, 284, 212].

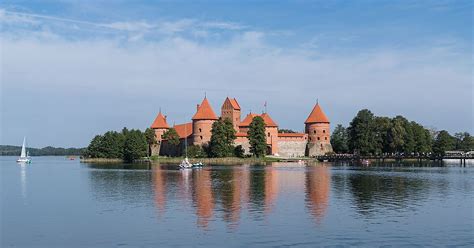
[150, 97, 333, 157]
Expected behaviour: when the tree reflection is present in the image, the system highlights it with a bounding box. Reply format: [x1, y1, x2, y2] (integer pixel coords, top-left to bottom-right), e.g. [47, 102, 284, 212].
[346, 168, 431, 215]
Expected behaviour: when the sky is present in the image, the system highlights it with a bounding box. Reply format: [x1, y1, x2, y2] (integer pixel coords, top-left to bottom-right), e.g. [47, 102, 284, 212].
[0, 0, 472, 148]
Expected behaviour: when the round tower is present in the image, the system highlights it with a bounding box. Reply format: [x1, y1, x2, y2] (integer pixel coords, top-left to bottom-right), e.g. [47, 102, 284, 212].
[150, 110, 170, 155]
[305, 102, 333, 156]
[192, 97, 218, 146]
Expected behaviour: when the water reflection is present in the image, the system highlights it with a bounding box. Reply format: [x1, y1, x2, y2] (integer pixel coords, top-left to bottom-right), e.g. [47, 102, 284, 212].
[305, 166, 330, 224]
[85, 162, 468, 231]
[20, 164, 27, 202]
[192, 169, 214, 229]
[152, 165, 166, 216]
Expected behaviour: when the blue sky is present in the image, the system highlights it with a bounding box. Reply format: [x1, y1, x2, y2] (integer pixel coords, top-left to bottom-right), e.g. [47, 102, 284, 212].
[1, 0, 472, 147]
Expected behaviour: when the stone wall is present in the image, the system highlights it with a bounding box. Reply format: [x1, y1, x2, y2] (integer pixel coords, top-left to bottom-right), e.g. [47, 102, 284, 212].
[306, 142, 333, 157]
[277, 140, 307, 157]
[235, 139, 251, 155]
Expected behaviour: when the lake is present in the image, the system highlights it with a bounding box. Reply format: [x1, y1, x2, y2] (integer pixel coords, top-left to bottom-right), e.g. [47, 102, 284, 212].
[1, 156, 473, 247]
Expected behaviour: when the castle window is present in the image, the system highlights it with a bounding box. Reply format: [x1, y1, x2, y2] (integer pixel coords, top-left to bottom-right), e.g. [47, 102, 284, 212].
[313, 130, 316, 134]
[325, 137, 327, 140]
[200, 136, 203, 140]
[309, 137, 312, 141]
[268, 132, 270, 137]
[320, 144, 323, 148]
[317, 137, 320, 140]
[199, 128, 202, 132]
[323, 130, 326, 133]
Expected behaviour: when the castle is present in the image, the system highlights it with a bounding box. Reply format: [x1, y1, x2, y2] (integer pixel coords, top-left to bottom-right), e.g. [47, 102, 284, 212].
[150, 97, 333, 157]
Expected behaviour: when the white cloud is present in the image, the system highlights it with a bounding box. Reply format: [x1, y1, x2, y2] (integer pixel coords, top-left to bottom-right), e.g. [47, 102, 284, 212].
[0, 10, 471, 147]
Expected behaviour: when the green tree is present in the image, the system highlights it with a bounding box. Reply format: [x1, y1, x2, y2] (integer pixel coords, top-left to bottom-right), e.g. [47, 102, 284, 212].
[234, 145, 245, 158]
[101, 131, 125, 158]
[144, 128, 157, 156]
[162, 128, 180, 147]
[123, 129, 147, 162]
[84, 135, 104, 158]
[348, 109, 378, 155]
[388, 116, 406, 153]
[187, 145, 207, 158]
[278, 129, 296, 133]
[412, 122, 432, 154]
[248, 116, 267, 157]
[460, 133, 474, 151]
[432, 130, 455, 156]
[331, 124, 349, 153]
[209, 118, 236, 157]
[374, 117, 392, 154]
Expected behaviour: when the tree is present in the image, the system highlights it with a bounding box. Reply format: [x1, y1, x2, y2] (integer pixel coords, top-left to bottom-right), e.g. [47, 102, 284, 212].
[234, 145, 245, 158]
[348, 109, 378, 155]
[374, 117, 391, 154]
[144, 128, 157, 156]
[331, 124, 349, 153]
[100, 131, 125, 158]
[432, 130, 455, 156]
[460, 133, 474, 151]
[388, 116, 406, 153]
[187, 145, 207, 158]
[278, 129, 296, 133]
[248, 116, 266, 157]
[412, 122, 432, 154]
[162, 128, 180, 147]
[123, 129, 147, 162]
[84, 135, 104, 158]
[209, 118, 236, 157]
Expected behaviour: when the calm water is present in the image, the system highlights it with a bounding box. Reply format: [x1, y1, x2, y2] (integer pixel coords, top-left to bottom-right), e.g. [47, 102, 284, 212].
[1, 156, 473, 247]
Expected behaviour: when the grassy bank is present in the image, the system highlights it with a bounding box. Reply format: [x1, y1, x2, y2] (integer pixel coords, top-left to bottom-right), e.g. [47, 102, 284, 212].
[80, 156, 284, 164]
[150, 156, 282, 164]
[80, 158, 124, 163]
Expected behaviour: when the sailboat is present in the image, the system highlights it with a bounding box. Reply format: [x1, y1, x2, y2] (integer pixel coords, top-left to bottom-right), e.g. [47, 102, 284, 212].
[17, 137, 31, 164]
[178, 125, 203, 169]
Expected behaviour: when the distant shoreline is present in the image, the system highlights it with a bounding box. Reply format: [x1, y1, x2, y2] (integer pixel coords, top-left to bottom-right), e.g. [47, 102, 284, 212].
[0, 145, 84, 156]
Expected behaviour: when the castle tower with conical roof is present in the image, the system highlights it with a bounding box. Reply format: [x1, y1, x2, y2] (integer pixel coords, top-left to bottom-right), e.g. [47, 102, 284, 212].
[305, 102, 333, 156]
[192, 97, 218, 146]
[150, 110, 170, 155]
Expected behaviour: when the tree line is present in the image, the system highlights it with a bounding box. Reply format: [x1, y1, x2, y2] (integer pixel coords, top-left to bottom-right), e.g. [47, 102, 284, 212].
[0, 145, 85, 156]
[83, 116, 268, 162]
[83, 127, 156, 162]
[331, 109, 473, 156]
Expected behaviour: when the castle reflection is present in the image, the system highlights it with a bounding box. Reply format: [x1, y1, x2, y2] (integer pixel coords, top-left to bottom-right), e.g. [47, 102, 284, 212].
[150, 163, 330, 229]
[305, 165, 330, 224]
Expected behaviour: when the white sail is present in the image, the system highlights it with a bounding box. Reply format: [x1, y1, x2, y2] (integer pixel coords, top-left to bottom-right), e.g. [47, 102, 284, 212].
[20, 137, 27, 158]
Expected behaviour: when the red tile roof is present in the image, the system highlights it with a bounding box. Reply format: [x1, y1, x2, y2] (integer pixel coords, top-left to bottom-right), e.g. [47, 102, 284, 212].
[239, 112, 278, 127]
[174, 123, 193, 139]
[305, 103, 329, 124]
[239, 113, 258, 127]
[222, 97, 241, 110]
[278, 133, 306, 137]
[151, 111, 170, 129]
[229, 98, 241, 110]
[192, 97, 218, 120]
[261, 113, 278, 127]
[236, 132, 248, 137]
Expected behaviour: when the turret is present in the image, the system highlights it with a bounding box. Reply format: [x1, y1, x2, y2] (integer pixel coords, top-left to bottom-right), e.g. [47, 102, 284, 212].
[192, 97, 218, 146]
[305, 102, 333, 156]
[151, 110, 170, 143]
[221, 97, 241, 132]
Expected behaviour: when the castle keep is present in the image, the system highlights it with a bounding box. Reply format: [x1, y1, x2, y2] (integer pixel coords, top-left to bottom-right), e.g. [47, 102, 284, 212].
[150, 97, 333, 157]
